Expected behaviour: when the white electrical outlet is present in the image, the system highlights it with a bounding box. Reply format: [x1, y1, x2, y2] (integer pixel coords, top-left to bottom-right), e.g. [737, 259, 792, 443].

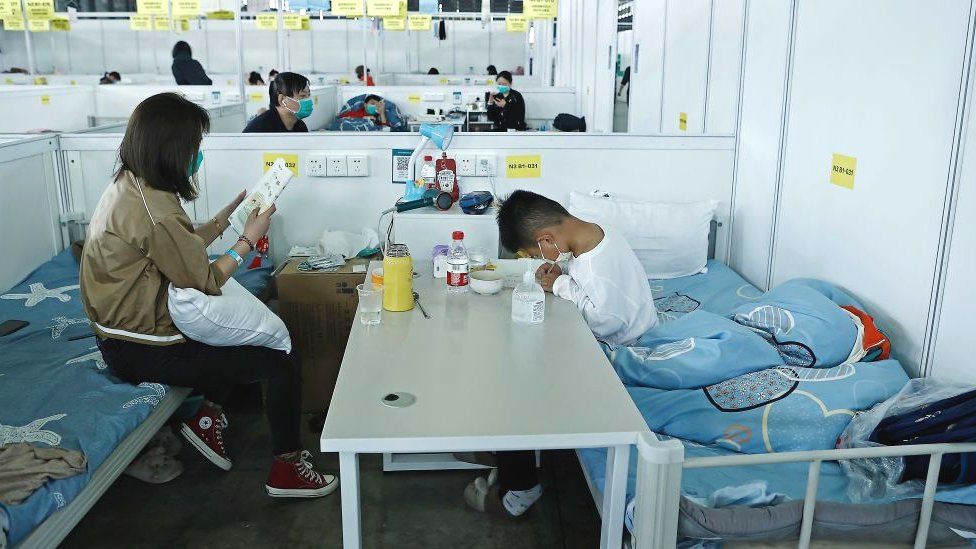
[476, 154, 495, 177]
[457, 154, 476, 177]
[307, 154, 328, 177]
[347, 155, 369, 177]
[327, 155, 347, 177]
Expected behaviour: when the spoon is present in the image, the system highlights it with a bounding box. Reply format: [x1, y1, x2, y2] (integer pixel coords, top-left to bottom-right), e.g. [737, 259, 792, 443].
[413, 292, 431, 319]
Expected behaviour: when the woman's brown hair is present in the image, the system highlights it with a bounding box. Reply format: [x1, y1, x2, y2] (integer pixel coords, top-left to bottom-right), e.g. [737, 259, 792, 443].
[115, 92, 210, 202]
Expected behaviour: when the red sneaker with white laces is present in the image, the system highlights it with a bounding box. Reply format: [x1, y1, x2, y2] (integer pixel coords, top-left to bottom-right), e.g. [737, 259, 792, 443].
[265, 450, 338, 498]
[179, 404, 232, 471]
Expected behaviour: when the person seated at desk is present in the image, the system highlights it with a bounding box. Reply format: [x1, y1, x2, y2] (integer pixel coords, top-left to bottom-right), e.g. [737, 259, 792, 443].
[339, 94, 389, 127]
[248, 71, 266, 86]
[355, 65, 375, 86]
[80, 92, 337, 499]
[463, 190, 656, 518]
[243, 72, 312, 133]
[171, 41, 212, 85]
[428, 67, 440, 75]
[486, 64, 498, 76]
[487, 71, 526, 132]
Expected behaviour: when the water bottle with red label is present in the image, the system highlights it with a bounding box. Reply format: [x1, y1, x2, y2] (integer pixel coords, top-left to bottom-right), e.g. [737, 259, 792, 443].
[447, 231, 469, 293]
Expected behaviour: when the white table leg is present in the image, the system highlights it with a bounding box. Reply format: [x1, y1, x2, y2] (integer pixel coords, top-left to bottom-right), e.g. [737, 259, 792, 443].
[339, 452, 362, 549]
[600, 444, 630, 549]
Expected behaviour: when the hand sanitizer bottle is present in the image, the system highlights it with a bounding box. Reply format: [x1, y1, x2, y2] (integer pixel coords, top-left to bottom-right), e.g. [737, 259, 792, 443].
[512, 268, 545, 324]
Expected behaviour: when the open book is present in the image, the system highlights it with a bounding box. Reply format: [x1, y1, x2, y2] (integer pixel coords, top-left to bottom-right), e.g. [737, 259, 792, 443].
[229, 158, 294, 235]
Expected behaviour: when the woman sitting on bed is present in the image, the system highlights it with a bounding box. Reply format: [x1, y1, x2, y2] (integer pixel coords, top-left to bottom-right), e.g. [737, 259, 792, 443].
[79, 93, 337, 499]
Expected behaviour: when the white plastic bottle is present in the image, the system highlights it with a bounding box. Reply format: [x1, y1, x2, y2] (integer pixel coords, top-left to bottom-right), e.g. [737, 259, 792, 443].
[447, 231, 469, 294]
[420, 155, 436, 189]
[512, 268, 545, 324]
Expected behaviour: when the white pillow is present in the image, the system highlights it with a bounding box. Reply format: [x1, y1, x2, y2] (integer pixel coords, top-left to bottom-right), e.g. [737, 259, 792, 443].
[168, 277, 292, 353]
[568, 192, 717, 279]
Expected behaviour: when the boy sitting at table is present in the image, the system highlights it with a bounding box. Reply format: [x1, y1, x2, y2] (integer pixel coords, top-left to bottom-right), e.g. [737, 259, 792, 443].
[462, 189, 657, 518]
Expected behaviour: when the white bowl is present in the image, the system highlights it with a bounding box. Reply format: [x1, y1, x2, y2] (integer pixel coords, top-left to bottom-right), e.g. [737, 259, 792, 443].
[469, 270, 504, 295]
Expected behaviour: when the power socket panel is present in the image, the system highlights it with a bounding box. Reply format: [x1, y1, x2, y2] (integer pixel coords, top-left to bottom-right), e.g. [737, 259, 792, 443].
[326, 155, 347, 177]
[476, 154, 496, 177]
[307, 154, 327, 177]
[347, 155, 369, 177]
[456, 154, 476, 177]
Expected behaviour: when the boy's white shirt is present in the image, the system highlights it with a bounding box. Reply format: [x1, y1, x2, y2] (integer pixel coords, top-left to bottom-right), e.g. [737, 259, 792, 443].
[551, 227, 658, 346]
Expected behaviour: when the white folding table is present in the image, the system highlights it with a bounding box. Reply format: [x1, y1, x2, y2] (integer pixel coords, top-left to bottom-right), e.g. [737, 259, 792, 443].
[321, 262, 649, 548]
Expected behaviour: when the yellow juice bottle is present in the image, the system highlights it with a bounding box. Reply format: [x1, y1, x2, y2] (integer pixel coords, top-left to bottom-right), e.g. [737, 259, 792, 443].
[383, 244, 414, 312]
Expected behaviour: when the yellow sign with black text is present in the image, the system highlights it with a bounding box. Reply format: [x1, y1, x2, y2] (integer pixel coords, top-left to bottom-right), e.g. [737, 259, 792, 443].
[24, 0, 53, 20]
[523, 0, 557, 18]
[153, 15, 170, 30]
[264, 153, 299, 176]
[256, 13, 277, 30]
[129, 14, 151, 30]
[830, 153, 856, 189]
[51, 15, 69, 30]
[3, 17, 23, 29]
[0, 0, 21, 19]
[172, 0, 200, 17]
[332, 0, 363, 16]
[383, 16, 404, 31]
[283, 13, 302, 30]
[679, 112, 688, 131]
[408, 14, 430, 31]
[301, 15, 310, 30]
[40, 95, 50, 105]
[506, 15, 527, 32]
[506, 155, 542, 179]
[27, 18, 48, 30]
[136, 0, 168, 16]
[366, 0, 397, 16]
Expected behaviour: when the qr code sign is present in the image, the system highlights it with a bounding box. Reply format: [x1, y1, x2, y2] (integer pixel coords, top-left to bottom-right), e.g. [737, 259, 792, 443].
[391, 148, 414, 183]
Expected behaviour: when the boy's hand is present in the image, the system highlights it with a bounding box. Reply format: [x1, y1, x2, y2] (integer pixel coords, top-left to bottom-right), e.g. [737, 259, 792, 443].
[536, 263, 562, 293]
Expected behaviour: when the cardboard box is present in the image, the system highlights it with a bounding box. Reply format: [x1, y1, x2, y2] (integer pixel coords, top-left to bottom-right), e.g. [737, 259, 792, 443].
[275, 258, 369, 413]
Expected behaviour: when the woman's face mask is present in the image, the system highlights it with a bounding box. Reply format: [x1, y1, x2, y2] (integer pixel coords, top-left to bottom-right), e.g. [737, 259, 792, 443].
[284, 96, 314, 119]
[188, 151, 203, 177]
[365, 103, 379, 115]
[497, 84, 511, 95]
[538, 239, 572, 265]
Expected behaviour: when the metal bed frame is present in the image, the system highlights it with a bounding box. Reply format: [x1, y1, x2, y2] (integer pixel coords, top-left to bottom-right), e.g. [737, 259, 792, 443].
[14, 387, 190, 549]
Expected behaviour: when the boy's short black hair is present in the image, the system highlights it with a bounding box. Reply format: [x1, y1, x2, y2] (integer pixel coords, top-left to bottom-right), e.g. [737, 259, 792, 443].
[496, 190, 570, 252]
[364, 94, 383, 104]
[269, 72, 310, 108]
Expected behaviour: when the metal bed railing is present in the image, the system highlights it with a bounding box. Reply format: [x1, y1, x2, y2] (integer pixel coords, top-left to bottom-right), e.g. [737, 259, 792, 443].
[633, 432, 976, 549]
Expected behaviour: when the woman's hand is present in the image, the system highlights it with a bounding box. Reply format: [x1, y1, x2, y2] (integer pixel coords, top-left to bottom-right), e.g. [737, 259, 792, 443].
[216, 190, 246, 222]
[243, 205, 276, 243]
[377, 100, 387, 123]
[493, 96, 507, 108]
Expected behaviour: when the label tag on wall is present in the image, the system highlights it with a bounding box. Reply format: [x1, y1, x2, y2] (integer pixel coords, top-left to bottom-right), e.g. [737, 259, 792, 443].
[679, 112, 688, 131]
[24, 0, 53, 20]
[506, 15, 527, 32]
[332, 0, 363, 16]
[506, 155, 542, 179]
[27, 18, 48, 31]
[391, 148, 413, 184]
[264, 153, 299, 176]
[172, 0, 200, 17]
[830, 153, 856, 189]
[383, 16, 404, 31]
[407, 14, 430, 30]
[366, 0, 398, 16]
[40, 95, 50, 105]
[51, 15, 69, 30]
[523, 0, 557, 19]
[129, 14, 151, 30]
[283, 13, 302, 30]
[256, 13, 277, 30]
[407, 93, 421, 103]
[136, 0, 168, 15]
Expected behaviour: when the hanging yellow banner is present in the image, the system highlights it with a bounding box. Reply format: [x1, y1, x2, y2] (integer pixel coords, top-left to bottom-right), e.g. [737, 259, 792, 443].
[24, 0, 53, 20]
[129, 14, 151, 30]
[407, 14, 430, 31]
[366, 0, 397, 16]
[27, 18, 48, 30]
[172, 0, 200, 17]
[136, 0, 168, 15]
[383, 16, 404, 31]
[523, 0, 557, 18]
[331, 0, 363, 16]
[206, 9, 234, 19]
[153, 15, 171, 30]
[301, 14, 310, 30]
[506, 15, 527, 32]
[255, 13, 276, 30]
[51, 15, 69, 30]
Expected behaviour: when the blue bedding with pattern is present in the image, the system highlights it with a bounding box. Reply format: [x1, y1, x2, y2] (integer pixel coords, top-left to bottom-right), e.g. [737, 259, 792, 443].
[0, 250, 272, 545]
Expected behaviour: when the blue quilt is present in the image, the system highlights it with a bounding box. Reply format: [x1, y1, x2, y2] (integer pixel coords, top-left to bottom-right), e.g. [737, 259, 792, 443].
[330, 94, 408, 131]
[0, 250, 272, 545]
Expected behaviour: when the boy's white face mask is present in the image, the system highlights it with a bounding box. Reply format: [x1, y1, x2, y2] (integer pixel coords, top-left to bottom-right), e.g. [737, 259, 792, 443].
[538, 239, 573, 266]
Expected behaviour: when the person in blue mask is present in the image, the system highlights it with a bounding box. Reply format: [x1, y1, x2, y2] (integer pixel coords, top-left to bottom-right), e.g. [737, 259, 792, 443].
[243, 72, 312, 133]
[339, 94, 389, 127]
[487, 71, 526, 131]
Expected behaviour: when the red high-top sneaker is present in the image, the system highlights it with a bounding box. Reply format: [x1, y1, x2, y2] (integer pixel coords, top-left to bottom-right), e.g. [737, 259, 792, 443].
[265, 450, 338, 498]
[179, 404, 232, 471]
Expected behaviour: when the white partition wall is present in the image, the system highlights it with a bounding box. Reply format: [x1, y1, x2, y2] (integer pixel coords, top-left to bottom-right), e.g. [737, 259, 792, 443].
[0, 136, 62, 290]
[0, 86, 94, 132]
[59, 133, 735, 266]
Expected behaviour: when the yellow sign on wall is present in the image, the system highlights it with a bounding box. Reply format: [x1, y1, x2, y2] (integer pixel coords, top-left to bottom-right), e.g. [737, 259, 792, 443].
[523, 0, 557, 18]
[27, 18, 48, 30]
[407, 93, 421, 104]
[249, 92, 265, 102]
[332, 0, 363, 16]
[4, 17, 23, 29]
[301, 15, 310, 30]
[40, 95, 50, 105]
[407, 14, 430, 31]
[263, 153, 299, 176]
[153, 15, 170, 30]
[366, 0, 397, 16]
[0, 0, 21, 19]
[506, 15, 527, 32]
[383, 16, 404, 31]
[255, 12, 277, 30]
[24, 0, 53, 20]
[172, 0, 200, 17]
[830, 153, 857, 189]
[129, 14, 151, 30]
[506, 155, 542, 179]
[678, 112, 688, 131]
[206, 9, 234, 19]
[136, 0, 168, 16]
[51, 15, 69, 30]
[283, 13, 302, 30]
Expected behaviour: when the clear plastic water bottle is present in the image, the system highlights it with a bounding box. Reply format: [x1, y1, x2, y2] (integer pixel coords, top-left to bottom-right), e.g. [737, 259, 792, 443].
[420, 155, 436, 189]
[447, 231, 469, 294]
[512, 268, 545, 324]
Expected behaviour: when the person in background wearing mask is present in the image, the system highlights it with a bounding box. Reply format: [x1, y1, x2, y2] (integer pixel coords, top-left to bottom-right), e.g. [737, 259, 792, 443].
[243, 72, 312, 133]
[355, 65, 375, 86]
[339, 94, 388, 127]
[171, 41, 212, 85]
[80, 92, 337, 499]
[248, 71, 266, 86]
[487, 71, 526, 131]
[486, 64, 498, 76]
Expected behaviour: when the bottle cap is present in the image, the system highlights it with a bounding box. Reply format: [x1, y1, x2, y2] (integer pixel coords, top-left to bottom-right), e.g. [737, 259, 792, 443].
[452, 231, 464, 240]
[424, 155, 432, 161]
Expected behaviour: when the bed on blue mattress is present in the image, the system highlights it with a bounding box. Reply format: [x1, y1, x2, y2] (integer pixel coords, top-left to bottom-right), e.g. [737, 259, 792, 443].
[576, 260, 976, 544]
[0, 249, 273, 547]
